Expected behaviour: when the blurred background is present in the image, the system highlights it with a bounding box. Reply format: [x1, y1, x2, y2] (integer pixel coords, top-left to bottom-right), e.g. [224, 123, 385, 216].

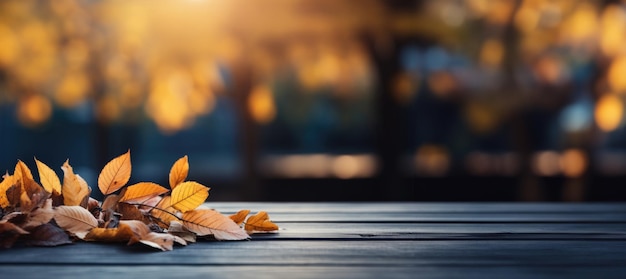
[1, 0, 626, 201]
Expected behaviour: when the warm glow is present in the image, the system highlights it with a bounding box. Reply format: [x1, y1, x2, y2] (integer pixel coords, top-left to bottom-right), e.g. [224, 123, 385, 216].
[562, 3, 598, 43]
[532, 151, 560, 176]
[595, 94, 623, 132]
[332, 155, 360, 179]
[0, 23, 19, 67]
[560, 149, 587, 178]
[17, 95, 52, 127]
[392, 72, 418, 104]
[96, 95, 122, 124]
[248, 84, 276, 124]
[260, 154, 376, 178]
[415, 145, 450, 176]
[607, 55, 626, 92]
[54, 72, 90, 108]
[600, 5, 626, 57]
[480, 39, 504, 68]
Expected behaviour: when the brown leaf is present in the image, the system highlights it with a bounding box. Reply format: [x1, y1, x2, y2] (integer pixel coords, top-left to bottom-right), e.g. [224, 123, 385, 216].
[23, 199, 54, 229]
[25, 223, 72, 247]
[229, 209, 250, 225]
[20, 177, 49, 212]
[182, 209, 249, 240]
[5, 183, 21, 208]
[61, 160, 91, 207]
[117, 202, 145, 221]
[14, 160, 34, 182]
[54, 206, 98, 239]
[85, 223, 134, 243]
[244, 211, 279, 232]
[35, 158, 62, 195]
[140, 232, 186, 251]
[119, 182, 168, 204]
[0, 220, 29, 249]
[167, 221, 196, 243]
[98, 150, 131, 195]
[170, 181, 209, 213]
[169, 155, 188, 189]
[150, 196, 179, 229]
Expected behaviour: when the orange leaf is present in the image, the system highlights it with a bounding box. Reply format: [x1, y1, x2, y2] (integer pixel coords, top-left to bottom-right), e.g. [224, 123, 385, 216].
[182, 209, 249, 240]
[85, 223, 135, 243]
[61, 160, 90, 207]
[150, 196, 178, 228]
[229, 209, 250, 225]
[169, 155, 188, 189]
[0, 174, 16, 208]
[119, 182, 169, 204]
[245, 211, 279, 232]
[170, 181, 209, 213]
[54, 205, 98, 239]
[35, 158, 62, 195]
[14, 160, 34, 182]
[98, 150, 132, 195]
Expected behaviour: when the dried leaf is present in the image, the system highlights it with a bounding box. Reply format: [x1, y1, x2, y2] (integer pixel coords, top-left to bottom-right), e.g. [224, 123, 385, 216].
[229, 209, 250, 225]
[54, 206, 98, 239]
[23, 199, 54, 229]
[119, 182, 168, 204]
[117, 202, 145, 221]
[150, 196, 178, 229]
[98, 150, 132, 195]
[140, 232, 186, 251]
[14, 160, 34, 182]
[0, 220, 29, 249]
[35, 158, 62, 195]
[182, 209, 249, 240]
[0, 175, 17, 209]
[25, 223, 72, 247]
[85, 224, 134, 243]
[169, 155, 188, 189]
[61, 160, 91, 207]
[5, 184, 21, 208]
[167, 221, 196, 243]
[20, 177, 49, 212]
[245, 211, 279, 232]
[170, 181, 209, 213]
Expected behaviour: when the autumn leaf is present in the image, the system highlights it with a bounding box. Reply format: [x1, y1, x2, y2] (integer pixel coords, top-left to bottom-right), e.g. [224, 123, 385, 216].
[23, 199, 54, 229]
[140, 232, 186, 251]
[85, 225, 135, 243]
[25, 223, 72, 247]
[168, 221, 196, 243]
[119, 182, 168, 204]
[98, 150, 131, 195]
[0, 174, 16, 208]
[150, 196, 178, 228]
[229, 209, 250, 225]
[244, 211, 279, 232]
[169, 155, 188, 189]
[14, 160, 34, 182]
[0, 220, 29, 249]
[182, 209, 249, 240]
[170, 181, 209, 213]
[61, 160, 91, 207]
[20, 177, 49, 212]
[117, 202, 145, 221]
[54, 206, 98, 239]
[35, 158, 62, 195]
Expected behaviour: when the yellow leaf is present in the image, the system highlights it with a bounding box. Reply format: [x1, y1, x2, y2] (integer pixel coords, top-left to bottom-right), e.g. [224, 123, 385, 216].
[150, 196, 178, 229]
[14, 160, 34, 182]
[169, 155, 188, 189]
[170, 181, 209, 213]
[182, 209, 249, 240]
[35, 158, 62, 195]
[98, 150, 132, 195]
[61, 160, 90, 206]
[119, 182, 169, 204]
[229, 209, 250, 225]
[0, 174, 16, 208]
[54, 205, 98, 239]
[245, 211, 279, 232]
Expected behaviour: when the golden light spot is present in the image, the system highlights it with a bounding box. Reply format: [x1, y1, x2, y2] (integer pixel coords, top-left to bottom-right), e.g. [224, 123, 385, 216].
[532, 151, 560, 176]
[607, 55, 626, 92]
[55, 72, 90, 108]
[595, 93, 623, 132]
[0, 24, 19, 66]
[534, 56, 564, 84]
[515, 7, 539, 33]
[248, 84, 276, 124]
[480, 39, 504, 68]
[600, 5, 626, 57]
[415, 145, 450, 176]
[560, 149, 587, 178]
[562, 3, 598, 42]
[17, 95, 52, 127]
[332, 155, 360, 179]
[391, 72, 418, 105]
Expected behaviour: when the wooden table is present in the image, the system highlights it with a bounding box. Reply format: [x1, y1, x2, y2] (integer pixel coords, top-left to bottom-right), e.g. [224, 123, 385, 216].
[3, 202, 626, 278]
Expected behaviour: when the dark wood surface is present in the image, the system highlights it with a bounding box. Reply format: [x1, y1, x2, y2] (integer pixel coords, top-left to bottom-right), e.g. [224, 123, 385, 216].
[3, 202, 626, 278]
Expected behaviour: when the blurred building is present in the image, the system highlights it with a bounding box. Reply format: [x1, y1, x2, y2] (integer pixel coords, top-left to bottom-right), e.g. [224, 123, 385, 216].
[1, 0, 626, 201]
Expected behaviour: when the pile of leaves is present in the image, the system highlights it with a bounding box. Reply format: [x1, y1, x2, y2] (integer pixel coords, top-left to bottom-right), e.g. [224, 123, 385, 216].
[0, 150, 278, 251]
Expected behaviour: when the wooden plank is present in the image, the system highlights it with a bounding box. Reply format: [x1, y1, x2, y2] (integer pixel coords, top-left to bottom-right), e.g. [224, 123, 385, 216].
[3, 265, 626, 279]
